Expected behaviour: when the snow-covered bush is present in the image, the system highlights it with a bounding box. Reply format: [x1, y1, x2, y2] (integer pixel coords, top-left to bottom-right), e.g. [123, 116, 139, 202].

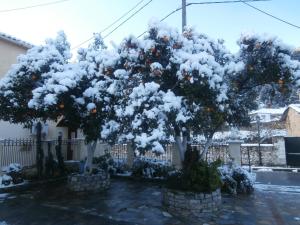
[93, 153, 174, 178]
[1, 163, 23, 186]
[131, 158, 175, 179]
[1, 163, 22, 173]
[0, 174, 12, 186]
[219, 162, 256, 194]
[93, 153, 129, 175]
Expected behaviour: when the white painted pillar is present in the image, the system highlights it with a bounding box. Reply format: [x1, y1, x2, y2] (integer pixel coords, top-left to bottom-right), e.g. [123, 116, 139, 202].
[171, 143, 182, 169]
[273, 137, 286, 166]
[126, 143, 134, 168]
[228, 140, 243, 166]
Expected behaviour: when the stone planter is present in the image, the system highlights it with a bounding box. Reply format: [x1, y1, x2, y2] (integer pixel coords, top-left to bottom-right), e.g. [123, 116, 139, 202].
[68, 170, 110, 192]
[162, 188, 221, 218]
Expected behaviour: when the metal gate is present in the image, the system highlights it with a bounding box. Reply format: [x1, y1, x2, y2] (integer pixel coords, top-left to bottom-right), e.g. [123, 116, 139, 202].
[284, 137, 300, 167]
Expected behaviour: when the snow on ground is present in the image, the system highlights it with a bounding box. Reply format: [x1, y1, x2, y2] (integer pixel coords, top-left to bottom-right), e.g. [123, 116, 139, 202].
[116, 171, 132, 177]
[0, 175, 13, 189]
[0, 193, 10, 199]
[0, 193, 12, 204]
[255, 183, 300, 194]
[251, 166, 299, 172]
[256, 168, 273, 172]
[250, 107, 286, 115]
[0, 176, 27, 189]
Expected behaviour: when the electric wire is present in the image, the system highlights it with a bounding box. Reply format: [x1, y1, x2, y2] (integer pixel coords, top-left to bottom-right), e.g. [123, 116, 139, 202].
[102, 0, 153, 40]
[0, 0, 73, 13]
[72, 0, 153, 50]
[137, 0, 270, 38]
[242, 1, 300, 29]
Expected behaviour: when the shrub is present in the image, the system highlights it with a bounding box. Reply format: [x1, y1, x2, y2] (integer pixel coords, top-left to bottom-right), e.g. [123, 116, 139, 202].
[93, 153, 129, 175]
[166, 147, 222, 193]
[219, 162, 255, 194]
[131, 158, 175, 179]
[0, 174, 12, 186]
[1, 163, 24, 185]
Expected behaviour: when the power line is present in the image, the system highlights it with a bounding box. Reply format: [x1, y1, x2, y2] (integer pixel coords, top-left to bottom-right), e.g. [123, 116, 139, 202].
[72, 0, 146, 49]
[137, 0, 270, 38]
[0, 0, 73, 13]
[187, 0, 270, 6]
[72, 0, 153, 50]
[102, 0, 153, 40]
[242, 1, 300, 29]
[137, 6, 183, 38]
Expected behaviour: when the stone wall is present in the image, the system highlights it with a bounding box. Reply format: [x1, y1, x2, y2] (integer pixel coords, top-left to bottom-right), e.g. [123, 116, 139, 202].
[162, 188, 221, 218]
[241, 143, 286, 166]
[68, 170, 110, 192]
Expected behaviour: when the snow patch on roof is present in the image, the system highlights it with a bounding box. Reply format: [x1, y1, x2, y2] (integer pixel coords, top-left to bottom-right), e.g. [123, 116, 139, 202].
[250, 107, 286, 115]
[288, 104, 300, 113]
[0, 32, 33, 49]
[193, 129, 287, 143]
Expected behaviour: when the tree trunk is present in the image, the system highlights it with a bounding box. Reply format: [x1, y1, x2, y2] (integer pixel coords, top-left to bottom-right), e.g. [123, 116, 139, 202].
[36, 122, 44, 178]
[84, 141, 97, 173]
[55, 133, 65, 175]
[200, 137, 213, 160]
[175, 136, 185, 162]
[67, 127, 72, 160]
[174, 126, 190, 166]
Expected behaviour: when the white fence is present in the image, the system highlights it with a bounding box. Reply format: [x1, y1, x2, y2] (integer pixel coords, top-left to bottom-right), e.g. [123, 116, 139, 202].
[0, 138, 285, 171]
[0, 139, 36, 169]
[0, 139, 83, 170]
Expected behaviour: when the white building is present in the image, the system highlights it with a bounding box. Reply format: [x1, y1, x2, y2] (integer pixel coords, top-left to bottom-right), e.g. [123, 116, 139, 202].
[249, 107, 286, 123]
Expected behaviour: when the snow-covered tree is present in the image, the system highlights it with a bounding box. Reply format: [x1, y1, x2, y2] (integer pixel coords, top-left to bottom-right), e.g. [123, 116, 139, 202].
[28, 34, 123, 172]
[102, 21, 300, 165]
[226, 33, 300, 128]
[0, 31, 71, 125]
[236, 33, 300, 107]
[100, 21, 234, 162]
[1, 22, 299, 171]
[0, 31, 71, 176]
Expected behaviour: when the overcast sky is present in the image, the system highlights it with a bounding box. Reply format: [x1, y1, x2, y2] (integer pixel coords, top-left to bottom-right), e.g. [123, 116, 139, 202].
[0, 0, 299, 54]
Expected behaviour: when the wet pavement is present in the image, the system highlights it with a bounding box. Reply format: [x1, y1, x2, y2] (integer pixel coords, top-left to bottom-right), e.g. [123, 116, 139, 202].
[256, 171, 300, 186]
[0, 172, 299, 225]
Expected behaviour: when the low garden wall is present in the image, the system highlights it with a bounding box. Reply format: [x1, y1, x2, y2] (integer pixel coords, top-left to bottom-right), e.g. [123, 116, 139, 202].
[68, 170, 110, 192]
[162, 188, 221, 218]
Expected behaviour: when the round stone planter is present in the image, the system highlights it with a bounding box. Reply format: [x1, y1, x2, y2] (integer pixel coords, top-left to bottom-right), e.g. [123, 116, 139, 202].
[67, 170, 110, 192]
[162, 188, 221, 218]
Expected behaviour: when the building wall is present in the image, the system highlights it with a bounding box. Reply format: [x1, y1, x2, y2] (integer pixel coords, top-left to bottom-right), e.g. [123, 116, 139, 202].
[0, 120, 68, 140]
[285, 108, 300, 136]
[0, 121, 31, 140]
[43, 120, 68, 140]
[0, 39, 27, 77]
[0, 39, 30, 139]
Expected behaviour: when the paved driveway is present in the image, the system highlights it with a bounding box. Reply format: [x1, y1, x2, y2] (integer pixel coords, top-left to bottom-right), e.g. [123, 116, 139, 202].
[0, 172, 299, 225]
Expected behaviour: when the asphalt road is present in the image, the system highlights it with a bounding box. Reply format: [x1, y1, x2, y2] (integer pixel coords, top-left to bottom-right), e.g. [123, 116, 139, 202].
[256, 171, 300, 186]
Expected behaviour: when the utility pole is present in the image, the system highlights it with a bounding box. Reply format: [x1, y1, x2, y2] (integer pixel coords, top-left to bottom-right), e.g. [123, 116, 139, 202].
[182, 0, 187, 32]
[256, 115, 263, 166]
